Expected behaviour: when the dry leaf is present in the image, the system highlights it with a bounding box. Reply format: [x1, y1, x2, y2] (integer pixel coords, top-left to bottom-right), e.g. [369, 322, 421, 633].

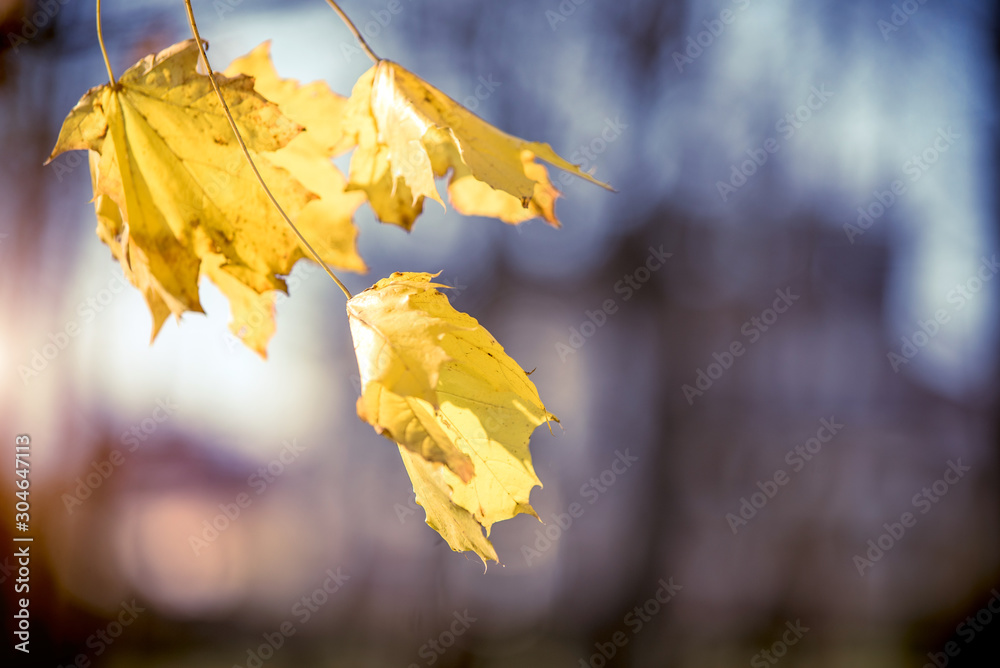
[224, 41, 367, 274]
[347, 272, 556, 564]
[50, 39, 365, 356]
[338, 61, 614, 230]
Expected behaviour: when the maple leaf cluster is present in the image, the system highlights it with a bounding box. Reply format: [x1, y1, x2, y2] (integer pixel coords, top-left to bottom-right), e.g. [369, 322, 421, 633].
[50, 36, 610, 564]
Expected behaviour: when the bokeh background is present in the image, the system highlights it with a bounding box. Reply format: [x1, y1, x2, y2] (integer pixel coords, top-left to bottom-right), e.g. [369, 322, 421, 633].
[1, 0, 998, 666]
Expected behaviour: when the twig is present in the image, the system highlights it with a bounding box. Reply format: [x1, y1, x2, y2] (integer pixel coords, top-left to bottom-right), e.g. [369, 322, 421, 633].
[182, 0, 353, 300]
[324, 0, 380, 63]
[96, 0, 116, 86]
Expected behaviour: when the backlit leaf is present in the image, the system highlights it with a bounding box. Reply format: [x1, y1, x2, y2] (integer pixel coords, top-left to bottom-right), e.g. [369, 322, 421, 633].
[50, 39, 365, 356]
[338, 61, 613, 230]
[347, 272, 556, 564]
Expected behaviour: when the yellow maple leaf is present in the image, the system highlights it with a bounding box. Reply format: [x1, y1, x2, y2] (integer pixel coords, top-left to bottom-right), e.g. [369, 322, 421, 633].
[224, 41, 366, 274]
[89, 149, 281, 352]
[49, 39, 365, 356]
[347, 272, 556, 564]
[338, 61, 614, 230]
[90, 152, 176, 339]
[336, 68, 424, 230]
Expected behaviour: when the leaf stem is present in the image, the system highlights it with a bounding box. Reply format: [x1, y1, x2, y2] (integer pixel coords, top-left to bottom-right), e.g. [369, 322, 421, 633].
[96, 0, 116, 86]
[181, 0, 353, 300]
[324, 0, 380, 63]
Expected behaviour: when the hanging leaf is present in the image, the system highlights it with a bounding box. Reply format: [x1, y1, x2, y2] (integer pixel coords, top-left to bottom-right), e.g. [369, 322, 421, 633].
[49, 39, 365, 356]
[347, 272, 557, 564]
[224, 41, 366, 274]
[337, 61, 614, 230]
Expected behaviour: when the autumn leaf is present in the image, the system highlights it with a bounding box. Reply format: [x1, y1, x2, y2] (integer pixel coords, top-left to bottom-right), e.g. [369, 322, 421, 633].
[347, 272, 556, 564]
[89, 153, 177, 339]
[335, 67, 424, 229]
[48, 39, 365, 356]
[224, 41, 366, 275]
[338, 61, 614, 230]
[49, 39, 305, 310]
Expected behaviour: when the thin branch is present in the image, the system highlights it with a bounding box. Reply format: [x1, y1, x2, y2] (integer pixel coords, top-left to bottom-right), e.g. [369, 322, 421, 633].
[324, 0, 380, 63]
[96, 0, 116, 86]
[181, 0, 353, 300]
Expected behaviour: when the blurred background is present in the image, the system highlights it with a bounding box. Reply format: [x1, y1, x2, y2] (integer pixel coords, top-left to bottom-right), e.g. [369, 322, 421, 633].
[1, 0, 998, 666]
